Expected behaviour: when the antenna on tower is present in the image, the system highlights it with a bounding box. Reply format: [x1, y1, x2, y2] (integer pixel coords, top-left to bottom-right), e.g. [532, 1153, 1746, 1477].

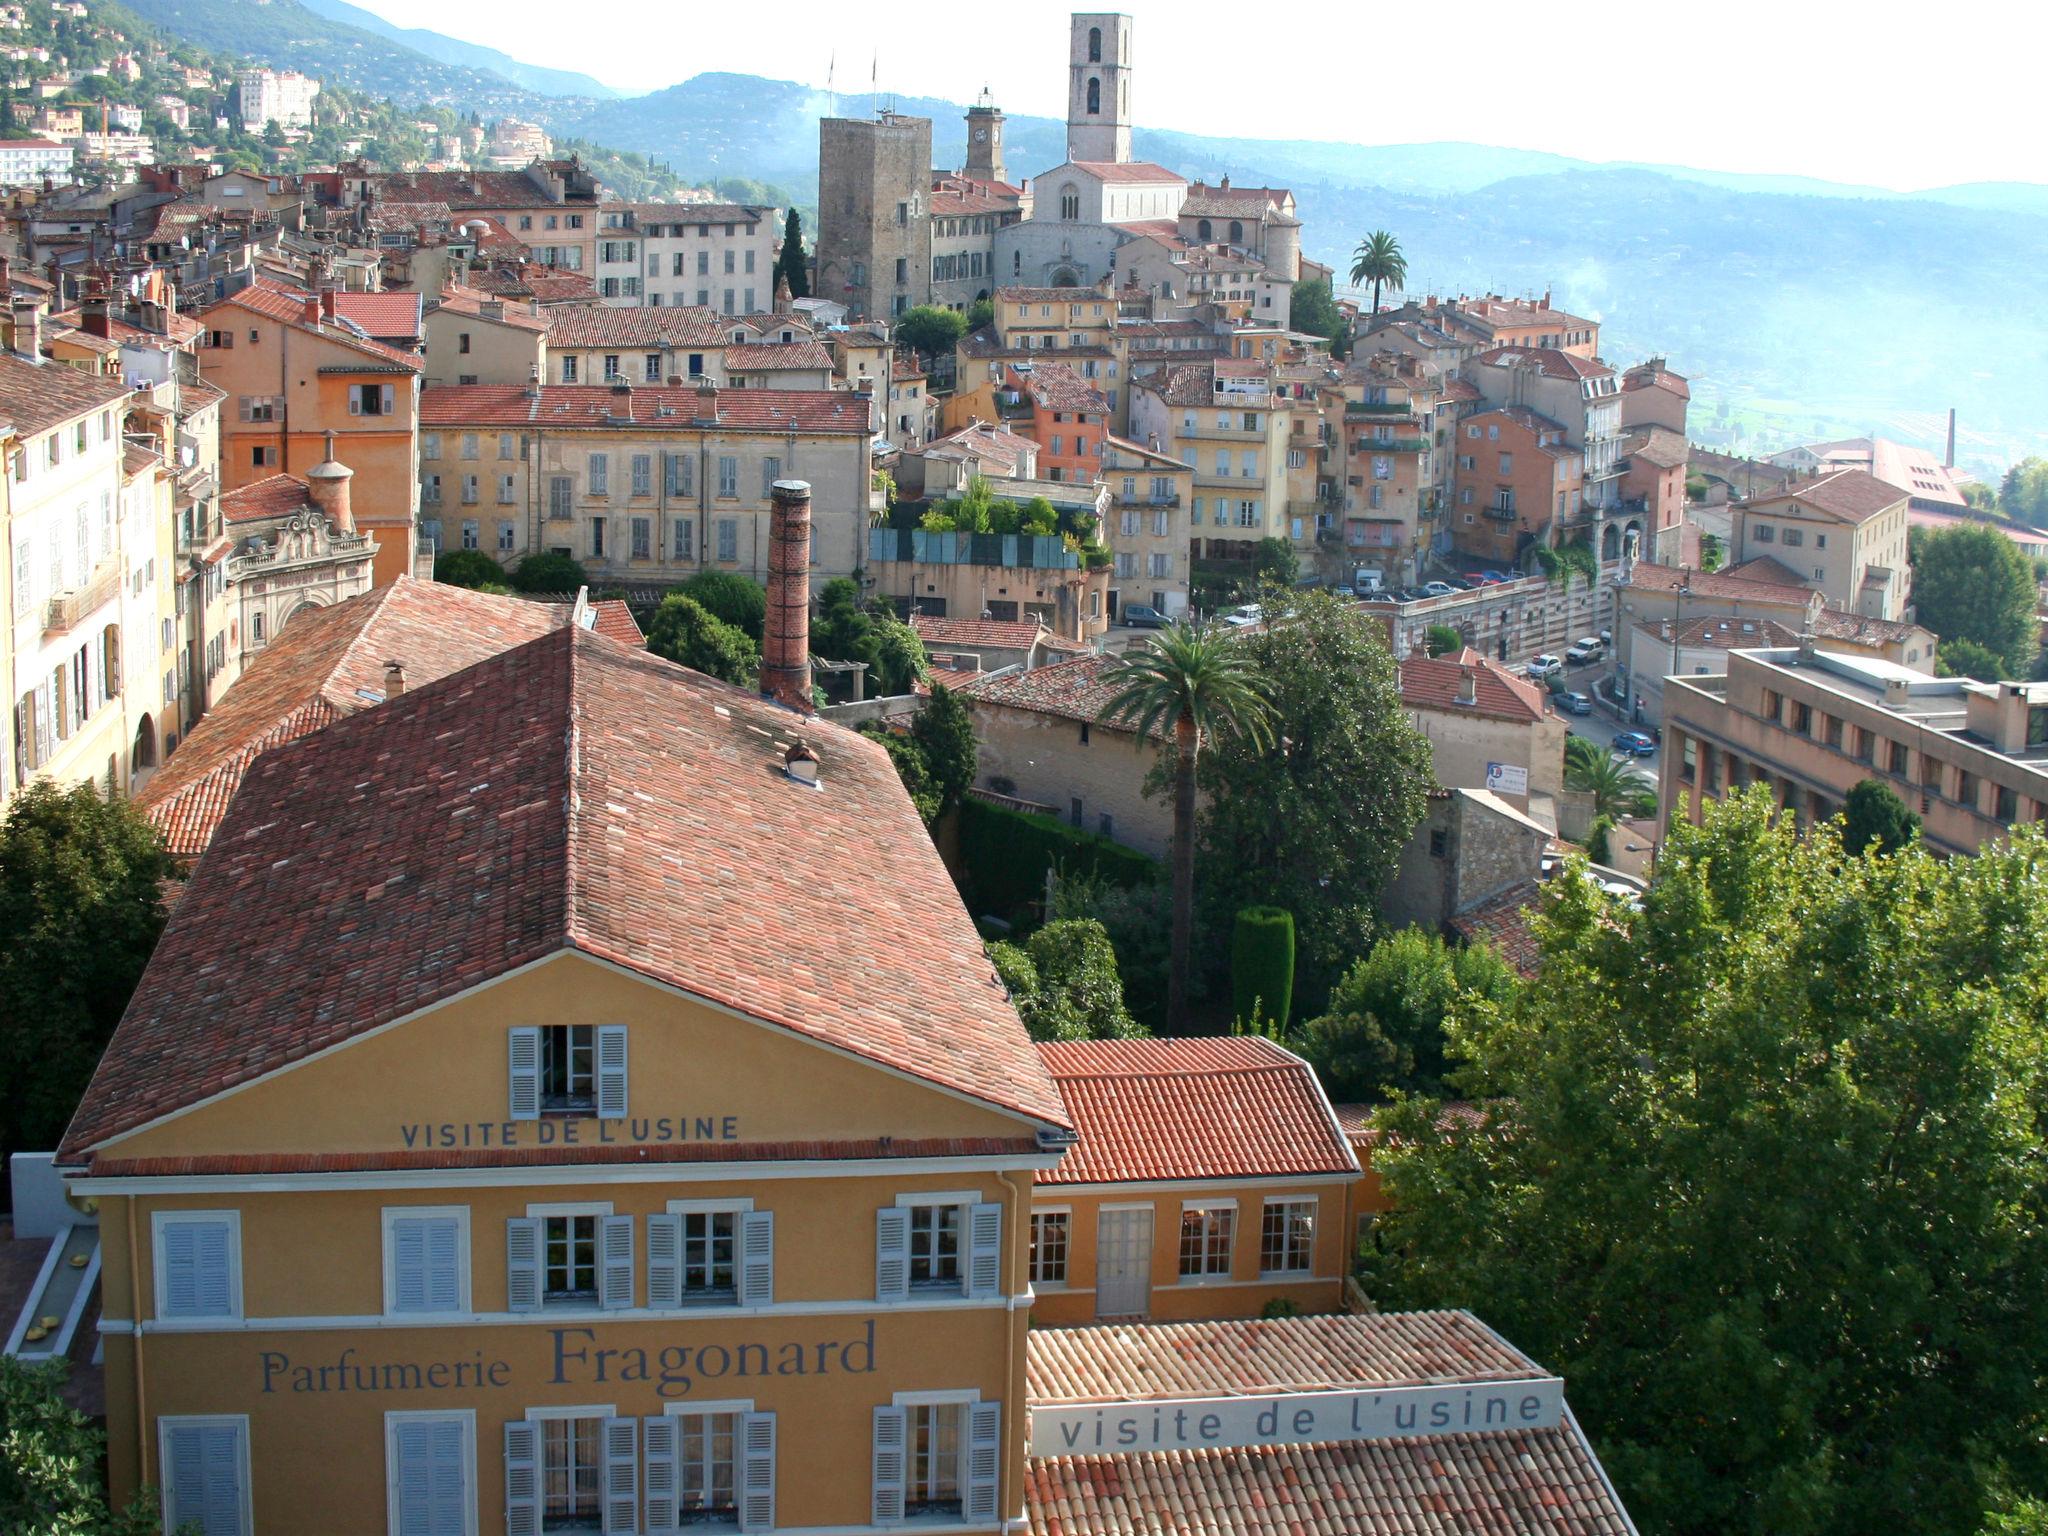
[826, 50, 835, 117]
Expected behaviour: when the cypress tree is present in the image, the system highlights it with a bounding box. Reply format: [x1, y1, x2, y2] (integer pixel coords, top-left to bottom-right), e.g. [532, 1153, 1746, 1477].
[777, 209, 809, 299]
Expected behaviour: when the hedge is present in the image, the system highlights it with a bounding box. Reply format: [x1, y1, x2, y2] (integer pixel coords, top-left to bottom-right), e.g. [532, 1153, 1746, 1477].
[1231, 905, 1296, 1033]
[957, 798, 1158, 922]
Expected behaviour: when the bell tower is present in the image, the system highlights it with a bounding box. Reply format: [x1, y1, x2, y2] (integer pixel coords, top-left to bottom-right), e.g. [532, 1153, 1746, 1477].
[965, 87, 1006, 184]
[1066, 12, 1133, 164]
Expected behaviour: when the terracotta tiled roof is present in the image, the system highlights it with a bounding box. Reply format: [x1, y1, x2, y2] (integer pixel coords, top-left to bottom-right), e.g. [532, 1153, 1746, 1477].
[135, 578, 564, 857]
[332, 290, 422, 341]
[721, 341, 833, 371]
[1635, 615, 1802, 651]
[1621, 426, 1687, 470]
[998, 286, 1105, 306]
[1720, 555, 1813, 587]
[923, 420, 1039, 474]
[1807, 607, 1929, 646]
[366, 169, 582, 211]
[587, 598, 644, 647]
[419, 384, 870, 434]
[470, 265, 599, 305]
[609, 202, 769, 224]
[1180, 181, 1292, 217]
[427, 284, 549, 333]
[547, 304, 726, 348]
[1449, 880, 1543, 979]
[48, 306, 203, 345]
[1753, 467, 1906, 525]
[0, 351, 129, 434]
[67, 625, 1068, 1159]
[957, 654, 1150, 734]
[1025, 1425, 1633, 1535]
[1023, 362, 1108, 414]
[1470, 345, 1613, 381]
[1400, 647, 1546, 724]
[1036, 1037, 1356, 1186]
[203, 286, 423, 371]
[1066, 160, 1185, 184]
[1622, 361, 1689, 398]
[1333, 1100, 1494, 1150]
[1617, 560, 1808, 602]
[1136, 361, 1220, 408]
[912, 615, 1053, 652]
[220, 472, 309, 524]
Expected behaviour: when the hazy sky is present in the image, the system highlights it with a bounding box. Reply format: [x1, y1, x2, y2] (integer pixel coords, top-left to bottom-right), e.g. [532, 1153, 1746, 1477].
[349, 0, 2039, 191]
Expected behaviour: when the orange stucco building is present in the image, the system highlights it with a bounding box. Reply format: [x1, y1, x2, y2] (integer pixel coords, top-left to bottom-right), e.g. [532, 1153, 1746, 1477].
[196, 282, 423, 587]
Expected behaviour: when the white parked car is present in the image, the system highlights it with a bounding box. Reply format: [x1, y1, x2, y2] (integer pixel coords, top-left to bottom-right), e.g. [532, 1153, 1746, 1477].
[1222, 604, 1264, 628]
[1527, 653, 1565, 679]
[1420, 580, 1457, 598]
[1566, 637, 1605, 664]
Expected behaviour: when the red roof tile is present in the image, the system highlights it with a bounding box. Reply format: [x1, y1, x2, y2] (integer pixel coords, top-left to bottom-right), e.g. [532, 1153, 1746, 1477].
[911, 616, 1082, 654]
[721, 341, 833, 371]
[427, 285, 549, 333]
[587, 598, 645, 648]
[202, 286, 423, 371]
[1037, 1037, 1356, 1186]
[332, 290, 422, 341]
[957, 654, 1149, 735]
[1024, 362, 1109, 415]
[1751, 467, 1906, 525]
[1471, 345, 1613, 382]
[67, 624, 1068, 1160]
[418, 383, 869, 434]
[1067, 161, 1185, 184]
[547, 304, 726, 349]
[219, 472, 309, 524]
[1399, 647, 1546, 724]
[135, 578, 565, 857]
[1449, 880, 1544, 979]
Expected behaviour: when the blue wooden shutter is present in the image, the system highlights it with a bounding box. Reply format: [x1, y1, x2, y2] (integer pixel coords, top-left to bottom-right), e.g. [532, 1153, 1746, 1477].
[871, 1405, 906, 1524]
[965, 1401, 1002, 1522]
[504, 1420, 540, 1536]
[642, 1415, 679, 1532]
[422, 1218, 462, 1312]
[507, 1028, 541, 1121]
[600, 1214, 635, 1310]
[739, 1411, 776, 1532]
[739, 1210, 774, 1308]
[875, 1208, 909, 1302]
[505, 1218, 542, 1313]
[601, 1416, 639, 1534]
[645, 1214, 681, 1310]
[392, 1218, 428, 1312]
[596, 1025, 629, 1120]
[966, 1202, 1002, 1298]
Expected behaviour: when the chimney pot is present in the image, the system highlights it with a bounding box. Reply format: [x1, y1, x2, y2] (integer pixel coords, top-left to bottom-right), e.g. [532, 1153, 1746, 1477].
[305, 430, 355, 533]
[302, 292, 321, 326]
[384, 660, 406, 696]
[760, 480, 814, 712]
[785, 738, 820, 785]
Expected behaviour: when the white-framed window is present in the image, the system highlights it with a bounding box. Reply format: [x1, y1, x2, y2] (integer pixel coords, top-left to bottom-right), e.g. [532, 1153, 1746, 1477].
[152, 1210, 242, 1321]
[506, 1407, 627, 1536]
[348, 383, 396, 416]
[1178, 1200, 1235, 1281]
[382, 1207, 470, 1316]
[876, 1194, 1001, 1301]
[385, 1409, 476, 1536]
[507, 1024, 627, 1120]
[158, 1414, 251, 1536]
[873, 1393, 999, 1525]
[649, 1199, 774, 1309]
[1259, 1197, 1317, 1277]
[507, 1202, 632, 1313]
[1028, 1208, 1069, 1287]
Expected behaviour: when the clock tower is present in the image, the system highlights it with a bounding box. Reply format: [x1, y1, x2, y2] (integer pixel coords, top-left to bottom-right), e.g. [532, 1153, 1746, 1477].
[965, 88, 1006, 185]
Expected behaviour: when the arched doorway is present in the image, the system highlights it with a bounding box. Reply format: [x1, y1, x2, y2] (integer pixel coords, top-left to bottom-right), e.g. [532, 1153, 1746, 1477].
[1601, 523, 1622, 560]
[132, 713, 156, 771]
[1050, 267, 1079, 288]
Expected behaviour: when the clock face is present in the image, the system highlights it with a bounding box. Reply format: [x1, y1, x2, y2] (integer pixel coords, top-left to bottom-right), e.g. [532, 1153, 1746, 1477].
[973, 128, 987, 142]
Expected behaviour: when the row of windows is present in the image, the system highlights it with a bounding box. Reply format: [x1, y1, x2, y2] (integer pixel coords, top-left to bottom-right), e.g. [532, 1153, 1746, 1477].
[11, 488, 117, 613]
[1116, 507, 1175, 538]
[12, 628, 120, 778]
[10, 407, 116, 483]
[148, 1191, 1002, 1324]
[157, 1395, 995, 1536]
[423, 513, 734, 567]
[931, 252, 986, 282]
[513, 212, 586, 232]
[1751, 522, 1824, 550]
[1025, 1198, 1318, 1287]
[1111, 552, 1177, 579]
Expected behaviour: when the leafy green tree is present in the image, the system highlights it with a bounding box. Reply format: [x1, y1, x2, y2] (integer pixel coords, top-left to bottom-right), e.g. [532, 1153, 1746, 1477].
[1348, 229, 1408, 313]
[1939, 636, 2007, 682]
[868, 612, 929, 697]
[1288, 276, 1348, 354]
[1, 1357, 160, 1535]
[1099, 621, 1276, 1031]
[1566, 746, 1658, 822]
[812, 577, 876, 666]
[1999, 457, 2048, 527]
[1959, 480, 2000, 512]
[645, 594, 758, 688]
[1423, 623, 1462, 657]
[775, 208, 808, 299]
[1585, 813, 1615, 865]
[1911, 523, 2039, 676]
[1372, 794, 2048, 1536]
[1253, 537, 1298, 587]
[1196, 585, 1434, 985]
[909, 684, 976, 817]
[893, 305, 967, 363]
[1840, 777, 1920, 855]
[510, 550, 585, 593]
[965, 297, 994, 333]
[432, 549, 503, 589]
[989, 920, 1142, 1042]
[1230, 906, 1295, 1034]
[1298, 927, 1518, 1102]
[0, 783, 180, 1171]
[1051, 872, 1180, 1035]
[1699, 531, 1724, 571]
[681, 571, 766, 642]
[861, 724, 940, 824]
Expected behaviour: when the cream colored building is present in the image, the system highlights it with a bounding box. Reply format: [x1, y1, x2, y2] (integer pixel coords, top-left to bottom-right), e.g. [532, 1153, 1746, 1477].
[592, 202, 780, 311]
[1399, 645, 1566, 822]
[1727, 468, 1911, 622]
[1662, 643, 2048, 857]
[421, 284, 548, 388]
[1099, 433, 1192, 617]
[1128, 360, 1299, 561]
[547, 306, 814, 390]
[418, 382, 873, 586]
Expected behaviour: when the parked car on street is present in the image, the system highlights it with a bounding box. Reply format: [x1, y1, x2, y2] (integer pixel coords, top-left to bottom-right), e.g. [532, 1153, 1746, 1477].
[1122, 605, 1168, 628]
[1611, 730, 1657, 756]
[1566, 637, 1605, 665]
[1223, 604, 1264, 627]
[1528, 653, 1565, 679]
[1558, 691, 1594, 715]
[1420, 581, 1457, 598]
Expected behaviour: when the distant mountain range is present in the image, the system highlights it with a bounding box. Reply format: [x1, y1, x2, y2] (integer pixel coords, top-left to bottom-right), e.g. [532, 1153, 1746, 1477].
[113, 0, 2048, 468]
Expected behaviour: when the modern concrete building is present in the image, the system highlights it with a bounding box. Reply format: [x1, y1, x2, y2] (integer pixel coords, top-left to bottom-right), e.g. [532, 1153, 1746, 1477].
[1660, 643, 2048, 855]
[815, 112, 932, 320]
[235, 67, 319, 131]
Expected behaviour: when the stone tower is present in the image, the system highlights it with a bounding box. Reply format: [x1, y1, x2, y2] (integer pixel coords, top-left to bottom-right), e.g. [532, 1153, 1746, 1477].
[815, 112, 933, 321]
[965, 87, 1006, 184]
[1066, 12, 1133, 164]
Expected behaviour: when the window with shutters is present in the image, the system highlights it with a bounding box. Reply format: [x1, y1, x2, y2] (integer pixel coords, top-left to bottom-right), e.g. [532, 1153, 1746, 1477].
[535, 1413, 604, 1531]
[1259, 1197, 1316, 1276]
[632, 454, 653, 498]
[588, 453, 609, 498]
[384, 1410, 472, 1536]
[543, 1215, 599, 1304]
[716, 519, 738, 563]
[908, 1203, 959, 1289]
[761, 456, 781, 497]
[499, 475, 517, 505]
[873, 1395, 999, 1525]
[718, 456, 738, 498]
[348, 383, 396, 416]
[631, 517, 652, 561]
[541, 1023, 595, 1111]
[549, 478, 573, 520]
[383, 1207, 469, 1315]
[908, 1402, 962, 1516]
[1028, 1209, 1069, 1285]
[673, 519, 694, 561]
[878, 1195, 1001, 1301]
[1178, 1201, 1235, 1280]
[158, 1416, 250, 1536]
[152, 1211, 241, 1320]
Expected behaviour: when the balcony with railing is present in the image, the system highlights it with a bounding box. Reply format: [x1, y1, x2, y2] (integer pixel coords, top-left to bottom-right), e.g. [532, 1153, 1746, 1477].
[1485, 499, 1519, 523]
[868, 526, 1083, 571]
[1344, 400, 1413, 417]
[45, 561, 122, 635]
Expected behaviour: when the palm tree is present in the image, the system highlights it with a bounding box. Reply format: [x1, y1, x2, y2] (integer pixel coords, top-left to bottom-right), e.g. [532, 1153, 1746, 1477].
[1565, 744, 1659, 822]
[1099, 622, 1275, 1030]
[1348, 230, 1408, 314]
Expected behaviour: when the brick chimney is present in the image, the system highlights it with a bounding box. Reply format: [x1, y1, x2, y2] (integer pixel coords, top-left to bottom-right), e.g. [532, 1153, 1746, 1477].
[80, 281, 111, 339]
[306, 431, 354, 533]
[384, 660, 406, 697]
[760, 479, 812, 711]
[302, 292, 321, 326]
